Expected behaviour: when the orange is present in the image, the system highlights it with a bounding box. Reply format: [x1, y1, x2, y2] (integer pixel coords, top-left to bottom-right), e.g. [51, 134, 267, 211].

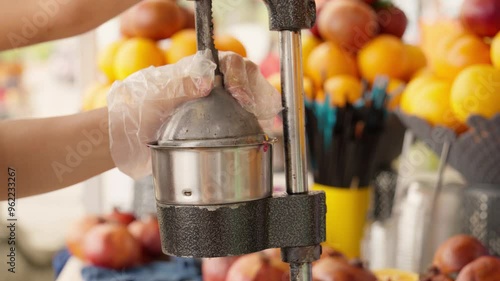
[303, 76, 315, 100]
[374, 269, 418, 281]
[358, 35, 409, 84]
[451, 64, 500, 123]
[420, 19, 464, 60]
[302, 33, 322, 76]
[403, 44, 427, 80]
[97, 40, 125, 82]
[323, 75, 362, 107]
[401, 76, 462, 129]
[387, 79, 405, 94]
[306, 42, 358, 88]
[386, 79, 405, 110]
[431, 32, 491, 81]
[214, 34, 247, 57]
[166, 29, 197, 64]
[412, 67, 434, 80]
[491, 31, 500, 69]
[113, 38, 166, 80]
[266, 73, 315, 100]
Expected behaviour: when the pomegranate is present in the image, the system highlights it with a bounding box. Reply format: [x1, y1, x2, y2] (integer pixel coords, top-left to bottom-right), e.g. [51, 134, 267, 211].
[318, 0, 379, 53]
[104, 207, 136, 225]
[66, 215, 105, 260]
[460, 0, 500, 37]
[376, 4, 408, 38]
[319, 245, 347, 261]
[312, 256, 377, 281]
[180, 6, 195, 29]
[310, 3, 326, 40]
[456, 256, 500, 281]
[202, 256, 239, 281]
[120, 0, 185, 40]
[225, 251, 289, 281]
[83, 224, 142, 269]
[433, 235, 489, 274]
[128, 215, 163, 257]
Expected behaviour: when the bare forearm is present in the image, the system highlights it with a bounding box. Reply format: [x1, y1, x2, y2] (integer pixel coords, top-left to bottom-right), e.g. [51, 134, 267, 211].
[0, 0, 141, 51]
[0, 108, 114, 200]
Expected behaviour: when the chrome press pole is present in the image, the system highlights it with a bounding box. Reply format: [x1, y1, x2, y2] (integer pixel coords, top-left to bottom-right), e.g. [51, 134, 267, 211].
[194, 0, 222, 84]
[279, 30, 312, 281]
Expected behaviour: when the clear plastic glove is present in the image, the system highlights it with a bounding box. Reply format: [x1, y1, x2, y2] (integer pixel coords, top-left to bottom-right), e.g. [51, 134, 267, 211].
[108, 50, 282, 180]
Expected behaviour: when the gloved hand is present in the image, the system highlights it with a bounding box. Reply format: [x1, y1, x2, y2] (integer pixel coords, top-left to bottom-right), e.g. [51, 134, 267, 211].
[108, 51, 282, 179]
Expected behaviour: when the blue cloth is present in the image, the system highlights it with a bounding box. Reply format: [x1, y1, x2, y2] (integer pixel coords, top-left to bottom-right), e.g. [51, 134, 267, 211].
[53, 248, 72, 279]
[81, 257, 202, 281]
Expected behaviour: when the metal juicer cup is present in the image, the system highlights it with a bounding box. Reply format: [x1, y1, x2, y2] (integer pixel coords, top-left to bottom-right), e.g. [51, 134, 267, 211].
[148, 86, 275, 206]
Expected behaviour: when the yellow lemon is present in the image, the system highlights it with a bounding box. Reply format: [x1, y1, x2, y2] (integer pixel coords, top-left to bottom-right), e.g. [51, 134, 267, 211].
[431, 32, 491, 81]
[451, 64, 500, 123]
[401, 76, 462, 130]
[97, 40, 124, 82]
[113, 38, 166, 80]
[491, 31, 500, 69]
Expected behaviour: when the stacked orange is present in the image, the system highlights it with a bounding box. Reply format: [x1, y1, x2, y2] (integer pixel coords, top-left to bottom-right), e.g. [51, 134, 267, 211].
[400, 4, 500, 134]
[85, 0, 247, 111]
[267, 0, 425, 113]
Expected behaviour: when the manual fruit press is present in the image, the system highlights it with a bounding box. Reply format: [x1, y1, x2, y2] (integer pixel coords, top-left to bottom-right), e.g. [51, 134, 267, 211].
[148, 0, 325, 280]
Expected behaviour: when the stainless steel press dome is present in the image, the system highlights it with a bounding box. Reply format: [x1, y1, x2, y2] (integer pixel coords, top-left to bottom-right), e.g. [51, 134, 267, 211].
[158, 86, 264, 145]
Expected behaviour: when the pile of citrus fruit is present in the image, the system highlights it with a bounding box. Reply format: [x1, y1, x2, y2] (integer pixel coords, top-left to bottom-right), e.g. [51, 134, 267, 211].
[399, 0, 500, 133]
[263, 0, 424, 112]
[83, 0, 247, 111]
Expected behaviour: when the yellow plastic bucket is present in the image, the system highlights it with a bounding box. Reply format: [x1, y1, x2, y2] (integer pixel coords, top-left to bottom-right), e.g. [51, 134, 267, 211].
[313, 183, 371, 258]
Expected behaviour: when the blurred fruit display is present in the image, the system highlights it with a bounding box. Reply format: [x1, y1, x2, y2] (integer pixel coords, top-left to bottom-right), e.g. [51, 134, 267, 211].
[203, 236, 500, 281]
[262, 0, 422, 121]
[420, 235, 499, 281]
[83, 0, 248, 111]
[396, 0, 500, 134]
[264, 0, 500, 136]
[460, 0, 500, 38]
[65, 208, 164, 269]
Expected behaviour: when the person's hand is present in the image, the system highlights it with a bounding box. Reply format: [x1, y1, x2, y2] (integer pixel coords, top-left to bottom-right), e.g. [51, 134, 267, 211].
[108, 51, 281, 179]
